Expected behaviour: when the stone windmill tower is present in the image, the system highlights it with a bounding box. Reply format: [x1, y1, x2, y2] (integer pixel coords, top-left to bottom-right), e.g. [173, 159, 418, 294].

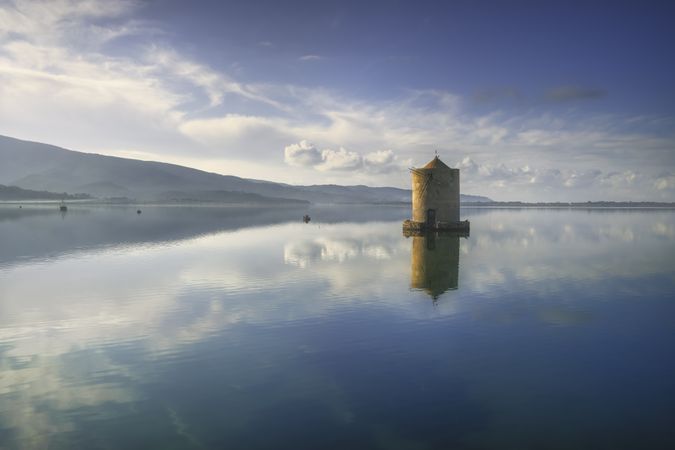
[403, 155, 470, 234]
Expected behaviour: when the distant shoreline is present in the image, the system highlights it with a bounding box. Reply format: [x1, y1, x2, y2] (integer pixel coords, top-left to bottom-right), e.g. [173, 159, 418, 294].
[461, 201, 675, 209]
[2, 200, 675, 209]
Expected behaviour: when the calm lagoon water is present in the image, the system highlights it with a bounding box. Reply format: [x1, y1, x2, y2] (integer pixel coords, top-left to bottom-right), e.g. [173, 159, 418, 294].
[1, 205, 674, 449]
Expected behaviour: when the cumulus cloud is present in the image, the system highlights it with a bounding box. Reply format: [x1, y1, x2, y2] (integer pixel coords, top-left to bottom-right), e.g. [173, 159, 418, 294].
[454, 153, 675, 200]
[457, 156, 645, 193]
[654, 173, 675, 191]
[600, 171, 639, 188]
[320, 147, 362, 171]
[363, 149, 405, 173]
[284, 140, 323, 167]
[283, 142, 409, 173]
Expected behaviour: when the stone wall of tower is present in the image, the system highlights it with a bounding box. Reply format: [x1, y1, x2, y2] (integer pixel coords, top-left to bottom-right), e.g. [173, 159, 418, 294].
[411, 167, 460, 224]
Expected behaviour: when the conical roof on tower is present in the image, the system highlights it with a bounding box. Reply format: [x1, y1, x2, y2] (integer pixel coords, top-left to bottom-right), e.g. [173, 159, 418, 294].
[422, 155, 451, 170]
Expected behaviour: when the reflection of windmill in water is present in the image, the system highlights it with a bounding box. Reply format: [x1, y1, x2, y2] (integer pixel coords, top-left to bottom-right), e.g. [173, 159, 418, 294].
[408, 231, 466, 301]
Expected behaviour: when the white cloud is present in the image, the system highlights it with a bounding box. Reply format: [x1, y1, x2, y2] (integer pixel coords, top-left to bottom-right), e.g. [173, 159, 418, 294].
[284, 140, 323, 167]
[365, 149, 412, 174]
[147, 48, 281, 108]
[363, 149, 405, 173]
[283, 141, 410, 174]
[563, 169, 602, 188]
[364, 149, 395, 166]
[600, 171, 639, 188]
[319, 147, 362, 171]
[182, 114, 289, 151]
[0, 0, 136, 37]
[0, 0, 194, 152]
[454, 156, 662, 199]
[654, 173, 675, 191]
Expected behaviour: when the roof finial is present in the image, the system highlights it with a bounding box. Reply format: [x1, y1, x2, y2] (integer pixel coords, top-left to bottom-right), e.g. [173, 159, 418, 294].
[434, 149, 438, 157]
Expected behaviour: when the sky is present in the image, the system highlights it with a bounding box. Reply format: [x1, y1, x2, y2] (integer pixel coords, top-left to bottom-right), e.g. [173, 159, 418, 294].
[0, 0, 674, 201]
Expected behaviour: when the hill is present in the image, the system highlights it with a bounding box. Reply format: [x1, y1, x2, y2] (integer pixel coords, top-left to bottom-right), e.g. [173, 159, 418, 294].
[0, 135, 492, 204]
[0, 184, 91, 201]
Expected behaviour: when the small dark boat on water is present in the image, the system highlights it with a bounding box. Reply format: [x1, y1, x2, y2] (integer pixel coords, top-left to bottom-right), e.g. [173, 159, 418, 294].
[59, 201, 68, 212]
[303, 214, 311, 223]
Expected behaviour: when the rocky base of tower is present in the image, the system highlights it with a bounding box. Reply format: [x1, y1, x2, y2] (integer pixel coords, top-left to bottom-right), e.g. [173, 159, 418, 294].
[402, 219, 470, 237]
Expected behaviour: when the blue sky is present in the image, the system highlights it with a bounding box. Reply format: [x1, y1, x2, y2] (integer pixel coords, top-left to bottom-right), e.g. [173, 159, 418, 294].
[1, 0, 674, 200]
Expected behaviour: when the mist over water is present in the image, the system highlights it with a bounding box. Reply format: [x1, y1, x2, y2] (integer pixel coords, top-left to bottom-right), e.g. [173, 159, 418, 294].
[1, 205, 674, 449]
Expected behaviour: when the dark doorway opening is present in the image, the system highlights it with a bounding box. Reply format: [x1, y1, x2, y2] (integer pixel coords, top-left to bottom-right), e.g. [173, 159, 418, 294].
[426, 209, 436, 227]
